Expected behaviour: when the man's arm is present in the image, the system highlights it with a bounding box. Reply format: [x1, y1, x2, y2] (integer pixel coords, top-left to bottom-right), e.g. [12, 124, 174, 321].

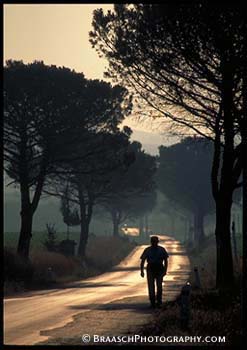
[163, 258, 168, 276]
[140, 249, 147, 278]
[162, 248, 169, 276]
[140, 258, 145, 277]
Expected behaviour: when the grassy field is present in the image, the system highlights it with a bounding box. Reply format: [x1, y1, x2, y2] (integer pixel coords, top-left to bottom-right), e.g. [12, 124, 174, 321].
[4, 230, 146, 250]
[4, 231, 82, 250]
[4, 234, 136, 295]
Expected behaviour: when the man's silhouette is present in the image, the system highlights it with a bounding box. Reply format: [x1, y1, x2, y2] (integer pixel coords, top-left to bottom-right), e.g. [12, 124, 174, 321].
[140, 236, 169, 308]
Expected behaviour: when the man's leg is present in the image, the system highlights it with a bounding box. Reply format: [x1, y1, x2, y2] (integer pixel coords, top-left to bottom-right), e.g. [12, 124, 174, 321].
[156, 273, 164, 306]
[147, 269, 155, 307]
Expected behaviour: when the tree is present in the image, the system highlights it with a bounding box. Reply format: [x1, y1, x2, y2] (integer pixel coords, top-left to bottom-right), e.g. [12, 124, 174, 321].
[60, 185, 80, 239]
[243, 56, 247, 348]
[90, 4, 245, 290]
[4, 61, 85, 258]
[101, 141, 157, 236]
[43, 223, 58, 252]
[4, 60, 132, 259]
[157, 137, 214, 245]
[129, 191, 157, 236]
[45, 129, 133, 258]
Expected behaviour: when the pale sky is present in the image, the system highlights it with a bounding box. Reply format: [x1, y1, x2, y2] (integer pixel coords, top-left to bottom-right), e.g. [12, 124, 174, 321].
[4, 4, 113, 79]
[4, 4, 174, 153]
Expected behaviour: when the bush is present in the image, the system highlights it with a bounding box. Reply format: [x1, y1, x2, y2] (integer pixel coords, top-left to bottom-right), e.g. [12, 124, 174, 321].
[4, 248, 33, 285]
[4, 234, 136, 294]
[4, 280, 25, 295]
[43, 223, 59, 252]
[31, 250, 80, 283]
[4, 248, 82, 292]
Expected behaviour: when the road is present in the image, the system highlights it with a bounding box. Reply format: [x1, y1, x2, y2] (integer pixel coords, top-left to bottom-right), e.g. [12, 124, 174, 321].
[4, 235, 190, 345]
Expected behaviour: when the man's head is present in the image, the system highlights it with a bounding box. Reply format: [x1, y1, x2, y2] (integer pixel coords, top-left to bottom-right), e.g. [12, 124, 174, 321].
[150, 236, 159, 247]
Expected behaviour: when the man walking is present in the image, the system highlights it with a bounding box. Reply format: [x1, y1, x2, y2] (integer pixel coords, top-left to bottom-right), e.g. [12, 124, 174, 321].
[140, 236, 169, 308]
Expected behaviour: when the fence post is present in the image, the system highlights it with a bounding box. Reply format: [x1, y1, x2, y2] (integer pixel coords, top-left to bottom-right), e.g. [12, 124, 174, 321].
[46, 267, 56, 284]
[179, 282, 192, 329]
[194, 266, 201, 289]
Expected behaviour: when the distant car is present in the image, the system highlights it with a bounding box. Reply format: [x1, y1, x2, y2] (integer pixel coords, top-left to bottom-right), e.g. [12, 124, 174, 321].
[121, 227, 139, 236]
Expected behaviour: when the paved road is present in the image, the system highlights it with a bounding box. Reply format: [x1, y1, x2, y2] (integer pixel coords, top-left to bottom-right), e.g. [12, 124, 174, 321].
[4, 235, 190, 345]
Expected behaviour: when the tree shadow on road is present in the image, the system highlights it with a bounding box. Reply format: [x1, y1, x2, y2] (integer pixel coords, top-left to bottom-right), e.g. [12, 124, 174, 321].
[68, 295, 154, 314]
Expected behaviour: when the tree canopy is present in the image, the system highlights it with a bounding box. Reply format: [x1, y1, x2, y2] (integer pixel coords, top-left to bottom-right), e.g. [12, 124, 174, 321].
[4, 60, 132, 258]
[157, 137, 214, 244]
[90, 4, 244, 138]
[101, 141, 157, 236]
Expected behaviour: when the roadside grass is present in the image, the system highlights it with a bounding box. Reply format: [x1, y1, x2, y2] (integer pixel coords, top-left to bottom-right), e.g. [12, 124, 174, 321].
[4, 235, 136, 296]
[139, 291, 241, 346]
[4, 231, 81, 250]
[139, 235, 242, 347]
[86, 235, 134, 271]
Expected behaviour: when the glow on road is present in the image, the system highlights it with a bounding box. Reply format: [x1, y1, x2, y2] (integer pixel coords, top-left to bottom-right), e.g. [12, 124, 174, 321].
[4, 235, 190, 345]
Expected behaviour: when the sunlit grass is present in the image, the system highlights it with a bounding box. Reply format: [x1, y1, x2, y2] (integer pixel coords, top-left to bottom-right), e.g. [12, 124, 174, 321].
[4, 235, 136, 295]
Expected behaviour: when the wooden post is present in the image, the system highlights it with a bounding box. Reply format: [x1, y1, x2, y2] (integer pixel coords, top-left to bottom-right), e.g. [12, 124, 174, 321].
[179, 282, 192, 329]
[194, 267, 201, 289]
[46, 267, 56, 284]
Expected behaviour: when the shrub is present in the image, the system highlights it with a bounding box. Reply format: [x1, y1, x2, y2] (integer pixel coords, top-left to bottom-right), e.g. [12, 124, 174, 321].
[4, 234, 136, 294]
[31, 250, 79, 278]
[4, 280, 25, 295]
[4, 248, 33, 285]
[43, 223, 59, 252]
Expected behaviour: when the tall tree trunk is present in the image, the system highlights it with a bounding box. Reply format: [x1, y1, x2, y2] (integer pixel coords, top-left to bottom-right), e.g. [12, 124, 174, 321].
[17, 159, 46, 259]
[231, 221, 238, 263]
[241, 27, 247, 343]
[188, 220, 194, 243]
[215, 197, 234, 289]
[67, 224, 70, 240]
[112, 210, 120, 236]
[214, 59, 235, 290]
[144, 214, 149, 236]
[77, 188, 93, 259]
[139, 216, 144, 236]
[184, 219, 189, 242]
[210, 58, 236, 291]
[242, 19, 247, 330]
[77, 215, 89, 259]
[193, 207, 205, 245]
[17, 177, 33, 259]
[17, 207, 33, 259]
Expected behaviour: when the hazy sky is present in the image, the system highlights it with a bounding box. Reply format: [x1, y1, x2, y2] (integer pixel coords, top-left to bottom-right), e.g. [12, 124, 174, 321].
[4, 4, 113, 79]
[4, 4, 175, 154]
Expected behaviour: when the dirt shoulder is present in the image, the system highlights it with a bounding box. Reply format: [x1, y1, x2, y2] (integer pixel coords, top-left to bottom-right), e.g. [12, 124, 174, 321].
[36, 295, 153, 345]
